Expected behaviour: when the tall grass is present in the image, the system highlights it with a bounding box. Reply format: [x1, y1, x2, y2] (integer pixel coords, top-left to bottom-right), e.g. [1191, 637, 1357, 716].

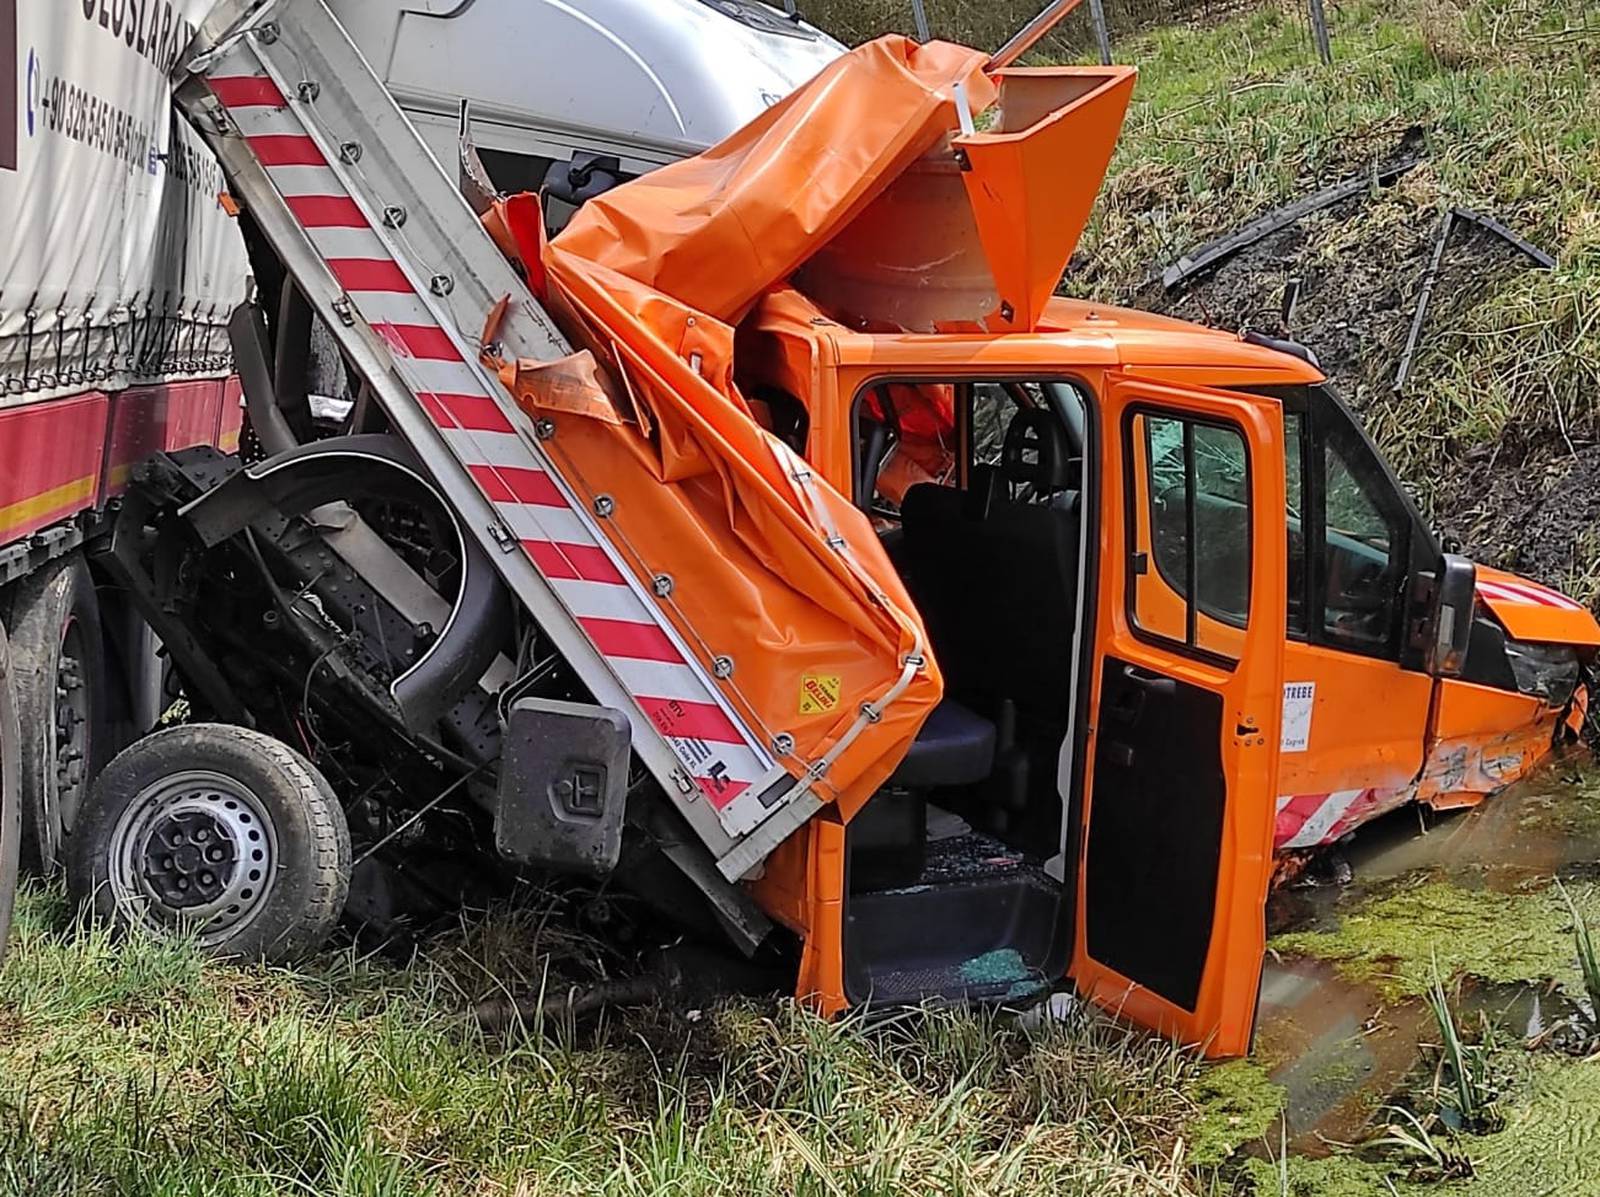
[1422, 960, 1502, 1134]
[0, 883, 1238, 1196]
[1557, 880, 1600, 1020]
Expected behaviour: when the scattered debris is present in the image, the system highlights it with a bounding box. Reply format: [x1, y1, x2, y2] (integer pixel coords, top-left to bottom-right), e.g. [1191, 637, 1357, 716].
[1156, 155, 1421, 290]
[1394, 209, 1458, 391]
[1395, 206, 1556, 390]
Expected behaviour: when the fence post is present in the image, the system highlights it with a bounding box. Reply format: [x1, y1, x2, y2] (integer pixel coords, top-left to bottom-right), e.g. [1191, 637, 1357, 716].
[910, 0, 931, 41]
[1308, 0, 1333, 64]
[1089, 0, 1112, 65]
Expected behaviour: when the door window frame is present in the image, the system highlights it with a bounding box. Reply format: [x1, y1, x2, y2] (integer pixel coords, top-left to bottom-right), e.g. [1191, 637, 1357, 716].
[1276, 385, 1436, 664]
[1122, 403, 1254, 671]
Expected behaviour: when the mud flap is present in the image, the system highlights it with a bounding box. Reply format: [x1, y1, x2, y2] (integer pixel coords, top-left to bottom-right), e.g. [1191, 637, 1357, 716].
[495, 697, 630, 876]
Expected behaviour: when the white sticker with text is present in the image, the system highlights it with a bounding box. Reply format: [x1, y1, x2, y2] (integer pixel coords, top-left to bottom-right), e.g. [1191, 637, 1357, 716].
[1281, 682, 1315, 753]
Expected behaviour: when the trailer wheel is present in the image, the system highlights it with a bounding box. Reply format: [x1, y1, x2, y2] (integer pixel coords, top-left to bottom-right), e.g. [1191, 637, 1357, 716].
[0, 622, 23, 967]
[5, 554, 108, 873]
[68, 725, 350, 962]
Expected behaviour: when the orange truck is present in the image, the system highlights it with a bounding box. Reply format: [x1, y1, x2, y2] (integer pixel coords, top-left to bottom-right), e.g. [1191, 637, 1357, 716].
[32, 0, 1595, 1060]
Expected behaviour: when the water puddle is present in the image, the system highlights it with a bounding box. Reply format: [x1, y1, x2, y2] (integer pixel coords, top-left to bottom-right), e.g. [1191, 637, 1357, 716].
[1256, 752, 1600, 1155]
[1255, 959, 1580, 1154]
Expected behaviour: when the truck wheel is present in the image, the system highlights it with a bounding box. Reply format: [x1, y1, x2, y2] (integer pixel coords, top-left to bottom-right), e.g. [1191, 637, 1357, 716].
[0, 622, 22, 967]
[67, 725, 350, 962]
[5, 554, 108, 873]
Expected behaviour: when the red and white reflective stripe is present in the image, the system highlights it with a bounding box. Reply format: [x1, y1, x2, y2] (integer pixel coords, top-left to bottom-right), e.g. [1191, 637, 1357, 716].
[1274, 786, 1411, 850]
[1477, 577, 1586, 613]
[207, 62, 782, 836]
[1274, 788, 1366, 850]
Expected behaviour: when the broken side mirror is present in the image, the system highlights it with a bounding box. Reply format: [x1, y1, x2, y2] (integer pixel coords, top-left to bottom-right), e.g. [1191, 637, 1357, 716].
[1424, 553, 1477, 677]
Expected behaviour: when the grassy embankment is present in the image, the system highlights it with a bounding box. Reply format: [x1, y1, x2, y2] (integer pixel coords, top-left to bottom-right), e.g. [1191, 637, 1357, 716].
[0, 883, 1242, 1195]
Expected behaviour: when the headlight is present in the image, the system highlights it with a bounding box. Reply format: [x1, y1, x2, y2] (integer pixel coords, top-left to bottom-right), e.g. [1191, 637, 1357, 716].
[1503, 639, 1580, 706]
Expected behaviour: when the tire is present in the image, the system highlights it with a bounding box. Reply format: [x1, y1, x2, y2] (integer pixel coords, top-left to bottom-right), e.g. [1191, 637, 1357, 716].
[0, 622, 22, 968]
[67, 724, 350, 962]
[5, 554, 109, 873]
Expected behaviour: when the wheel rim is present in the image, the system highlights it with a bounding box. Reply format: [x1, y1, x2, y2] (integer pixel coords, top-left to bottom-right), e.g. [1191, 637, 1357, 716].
[107, 769, 278, 944]
[53, 614, 93, 839]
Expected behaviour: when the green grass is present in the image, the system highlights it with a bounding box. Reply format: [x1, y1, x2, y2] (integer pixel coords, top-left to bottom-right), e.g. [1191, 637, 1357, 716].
[0, 883, 1251, 1196]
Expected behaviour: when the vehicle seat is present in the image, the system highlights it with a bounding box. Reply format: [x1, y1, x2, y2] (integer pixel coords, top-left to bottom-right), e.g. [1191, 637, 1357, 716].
[888, 698, 996, 788]
[900, 408, 1081, 719]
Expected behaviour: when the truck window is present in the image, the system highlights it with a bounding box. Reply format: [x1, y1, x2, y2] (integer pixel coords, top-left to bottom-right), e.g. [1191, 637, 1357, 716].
[1128, 411, 1251, 661]
[1320, 436, 1399, 651]
[855, 382, 957, 515]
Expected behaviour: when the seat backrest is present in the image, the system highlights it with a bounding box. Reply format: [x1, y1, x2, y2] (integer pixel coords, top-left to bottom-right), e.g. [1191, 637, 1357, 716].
[974, 494, 1080, 716]
[901, 480, 1080, 720]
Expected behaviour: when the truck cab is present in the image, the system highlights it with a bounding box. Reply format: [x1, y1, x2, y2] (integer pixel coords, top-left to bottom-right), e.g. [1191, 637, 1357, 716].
[732, 286, 1594, 1054]
[324, 0, 844, 193]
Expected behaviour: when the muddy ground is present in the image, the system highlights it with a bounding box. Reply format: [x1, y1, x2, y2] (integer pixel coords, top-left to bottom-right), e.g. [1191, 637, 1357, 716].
[1242, 752, 1600, 1193]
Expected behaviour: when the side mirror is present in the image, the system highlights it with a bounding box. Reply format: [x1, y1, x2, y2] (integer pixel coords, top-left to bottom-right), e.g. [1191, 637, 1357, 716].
[1425, 553, 1477, 677]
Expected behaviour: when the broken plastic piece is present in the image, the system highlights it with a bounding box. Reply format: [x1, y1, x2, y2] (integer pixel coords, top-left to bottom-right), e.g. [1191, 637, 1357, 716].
[1158, 157, 1420, 290]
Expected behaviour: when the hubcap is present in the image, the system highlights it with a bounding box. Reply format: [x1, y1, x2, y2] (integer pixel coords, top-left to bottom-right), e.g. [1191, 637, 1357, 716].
[108, 770, 278, 943]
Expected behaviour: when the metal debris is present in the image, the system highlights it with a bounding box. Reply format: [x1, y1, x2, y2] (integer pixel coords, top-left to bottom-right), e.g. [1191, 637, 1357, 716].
[1395, 209, 1456, 392]
[1394, 207, 1556, 391]
[1157, 157, 1420, 291]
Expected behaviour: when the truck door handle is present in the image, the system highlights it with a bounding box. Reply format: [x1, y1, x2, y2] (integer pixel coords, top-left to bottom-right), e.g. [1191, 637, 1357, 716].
[1122, 664, 1178, 697]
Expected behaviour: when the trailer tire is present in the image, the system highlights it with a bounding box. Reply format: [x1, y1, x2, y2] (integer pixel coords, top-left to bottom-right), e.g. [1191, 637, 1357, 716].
[4, 554, 109, 874]
[0, 621, 22, 967]
[68, 725, 350, 962]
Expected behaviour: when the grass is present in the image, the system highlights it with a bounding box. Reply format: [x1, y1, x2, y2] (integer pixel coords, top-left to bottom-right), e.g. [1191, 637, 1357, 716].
[1422, 962, 1502, 1134]
[0, 882, 1260, 1196]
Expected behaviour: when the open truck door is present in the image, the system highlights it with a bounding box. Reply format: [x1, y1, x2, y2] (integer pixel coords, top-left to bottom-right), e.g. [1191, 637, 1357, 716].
[1073, 374, 1287, 1058]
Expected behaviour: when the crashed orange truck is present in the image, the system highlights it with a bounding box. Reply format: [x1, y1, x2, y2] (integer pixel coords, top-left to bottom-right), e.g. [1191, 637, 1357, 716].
[0, 0, 1589, 1059]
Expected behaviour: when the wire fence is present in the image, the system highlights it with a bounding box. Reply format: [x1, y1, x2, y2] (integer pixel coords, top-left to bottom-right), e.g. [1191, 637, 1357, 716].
[801, 0, 1334, 63]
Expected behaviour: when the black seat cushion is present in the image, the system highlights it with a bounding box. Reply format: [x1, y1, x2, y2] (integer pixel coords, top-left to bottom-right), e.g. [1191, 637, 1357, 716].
[890, 698, 996, 788]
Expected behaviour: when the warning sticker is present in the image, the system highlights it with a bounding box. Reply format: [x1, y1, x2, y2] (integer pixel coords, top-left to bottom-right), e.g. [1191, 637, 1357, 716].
[1282, 682, 1315, 753]
[799, 673, 842, 716]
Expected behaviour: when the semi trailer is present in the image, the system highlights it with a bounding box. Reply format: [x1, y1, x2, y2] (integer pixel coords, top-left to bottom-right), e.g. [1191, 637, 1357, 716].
[0, 0, 1592, 1057]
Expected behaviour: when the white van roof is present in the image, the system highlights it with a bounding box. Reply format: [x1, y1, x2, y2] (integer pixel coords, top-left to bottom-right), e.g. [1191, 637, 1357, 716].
[327, 0, 847, 175]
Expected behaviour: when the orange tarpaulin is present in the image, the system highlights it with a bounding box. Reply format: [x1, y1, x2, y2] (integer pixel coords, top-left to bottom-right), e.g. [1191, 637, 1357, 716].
[490, 38, 1015, 819]
[549, 37, 996, 324]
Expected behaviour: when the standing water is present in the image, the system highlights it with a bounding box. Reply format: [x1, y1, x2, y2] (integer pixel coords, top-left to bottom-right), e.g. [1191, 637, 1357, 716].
[1256, 752, 1600, 1155]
